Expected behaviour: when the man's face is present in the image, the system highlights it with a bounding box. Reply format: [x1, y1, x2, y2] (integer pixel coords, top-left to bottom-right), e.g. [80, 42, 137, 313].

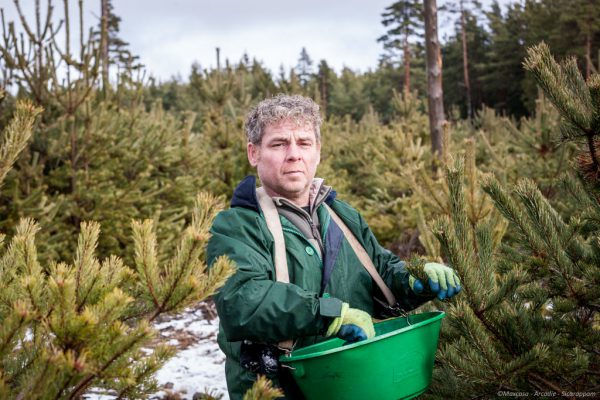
[247, 119, 321, 207]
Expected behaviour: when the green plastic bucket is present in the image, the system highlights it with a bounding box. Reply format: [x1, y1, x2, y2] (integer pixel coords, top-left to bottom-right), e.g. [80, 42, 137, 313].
[280, 311, 445, 400]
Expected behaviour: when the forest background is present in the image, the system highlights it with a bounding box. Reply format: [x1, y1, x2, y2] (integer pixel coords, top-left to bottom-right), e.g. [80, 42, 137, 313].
[0, 0, 599, 398]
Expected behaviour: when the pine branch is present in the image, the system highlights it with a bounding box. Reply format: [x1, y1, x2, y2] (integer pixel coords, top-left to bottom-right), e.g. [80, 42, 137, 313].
[114, 344, 173, 399]
[15, 356, 52, 400]
[447, 158, 473, 256]
[0, 301, 30, 356]
[524, 43, 600, 183]
[474, 221, 493, 275]
[0, 100, 42, 187]
[68, 321, 154, 400]
[482, 175, 546, 257]
[131, 219, 161, 309]
[528, 372, 570, 398]
[74, 221, 101, 310]
[562, 57, 593, 117]
[243, 375, 284, 400]
[157, 226, 205, 316]
[514, 179, 580, 296]
[524, 43, 593, 132]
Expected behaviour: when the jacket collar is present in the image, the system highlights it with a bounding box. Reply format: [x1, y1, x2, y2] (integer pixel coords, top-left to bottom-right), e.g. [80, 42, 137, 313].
[230, 175, 336, 212]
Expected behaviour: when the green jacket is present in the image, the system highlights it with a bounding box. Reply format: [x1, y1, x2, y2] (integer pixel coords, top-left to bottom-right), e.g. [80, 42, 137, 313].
[206, 176, 433, 399]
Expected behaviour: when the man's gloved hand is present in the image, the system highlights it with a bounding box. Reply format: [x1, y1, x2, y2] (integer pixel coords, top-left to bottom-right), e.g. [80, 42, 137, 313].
[409, 262, 462, 300]
[326, 303, 375, 343]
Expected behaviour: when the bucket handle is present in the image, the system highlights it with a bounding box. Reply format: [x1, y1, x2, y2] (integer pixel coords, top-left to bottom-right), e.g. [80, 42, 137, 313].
[281, 363, 304, 377]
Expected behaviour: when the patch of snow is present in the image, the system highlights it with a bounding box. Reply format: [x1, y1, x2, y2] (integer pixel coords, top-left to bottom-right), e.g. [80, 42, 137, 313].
[84, 391, 117, 400]
[153, 315, 228, 399]
[154, 332, 228, 399]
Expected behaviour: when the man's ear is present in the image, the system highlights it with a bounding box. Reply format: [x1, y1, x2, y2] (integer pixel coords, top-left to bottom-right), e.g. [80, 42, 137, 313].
[247, 142, 259, 167]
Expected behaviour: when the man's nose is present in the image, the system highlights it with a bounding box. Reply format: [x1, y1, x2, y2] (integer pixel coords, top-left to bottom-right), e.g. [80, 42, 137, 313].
[286, 142, 302, 160]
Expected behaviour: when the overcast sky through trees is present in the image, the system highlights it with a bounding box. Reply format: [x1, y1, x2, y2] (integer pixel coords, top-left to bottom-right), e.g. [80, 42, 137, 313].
[3, 0, 504, 82]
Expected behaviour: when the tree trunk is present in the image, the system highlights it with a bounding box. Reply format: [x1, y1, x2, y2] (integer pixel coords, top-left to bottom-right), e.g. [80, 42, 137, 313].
[424, 0, 445, 161]
[320, 72, 328, 117]
[461, 1, 472, 118]
[403, 27, 411, 93]
[100, 0, 109, 92]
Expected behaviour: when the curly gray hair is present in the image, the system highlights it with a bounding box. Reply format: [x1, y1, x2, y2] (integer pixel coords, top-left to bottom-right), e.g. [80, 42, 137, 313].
[245, 94, 322, 144]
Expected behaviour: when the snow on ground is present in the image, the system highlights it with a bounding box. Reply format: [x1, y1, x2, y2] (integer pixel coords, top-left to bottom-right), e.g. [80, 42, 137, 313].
[151, 303, 229, 399]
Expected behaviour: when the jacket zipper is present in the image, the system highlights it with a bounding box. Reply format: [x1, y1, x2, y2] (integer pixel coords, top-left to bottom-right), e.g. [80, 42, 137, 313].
[307, 215, 324, 256]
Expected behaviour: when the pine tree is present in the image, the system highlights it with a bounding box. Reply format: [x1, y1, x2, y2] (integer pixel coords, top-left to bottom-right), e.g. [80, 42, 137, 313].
[558, 0, 600, 80]
[425, 42, 600, 398]
[378, 0, 424, 94]
[0, 93, 236, 398]
[295, 47, 314, 89]
[452, 94, 573, 206]
[278, 67, 303, 94]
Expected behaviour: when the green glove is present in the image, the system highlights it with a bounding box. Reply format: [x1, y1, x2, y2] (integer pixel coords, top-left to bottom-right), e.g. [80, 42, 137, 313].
[326, 303, 375, 343]
[410, 262, 461, 300]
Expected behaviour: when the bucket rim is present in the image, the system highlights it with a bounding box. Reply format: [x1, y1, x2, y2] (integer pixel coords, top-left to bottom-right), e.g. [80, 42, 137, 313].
[281, 310, 445, 363]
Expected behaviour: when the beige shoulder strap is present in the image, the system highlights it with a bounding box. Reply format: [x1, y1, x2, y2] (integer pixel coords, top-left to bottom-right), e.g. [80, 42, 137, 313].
[255, 187, 293, 350]
[323, 203, 397, 307]
[256, 187, 289, 283]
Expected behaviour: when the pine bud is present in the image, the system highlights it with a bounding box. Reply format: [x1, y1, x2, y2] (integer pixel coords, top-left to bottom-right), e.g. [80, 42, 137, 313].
[73, 358, 86, 372]
[15, 302, 30, 319]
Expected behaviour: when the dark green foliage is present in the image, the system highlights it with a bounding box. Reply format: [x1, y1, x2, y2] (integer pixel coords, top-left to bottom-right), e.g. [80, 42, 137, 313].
[327, 68, 371, 121]
[442, 9, 488, 118]
[0, 97, 211, 264]
[440, 0, 600, 117]
[423, 43, 600, 399]
[424, 160, 598, 397]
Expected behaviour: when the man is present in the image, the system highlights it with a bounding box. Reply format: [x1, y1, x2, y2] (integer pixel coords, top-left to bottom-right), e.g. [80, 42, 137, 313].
[206, 94, 461, 399]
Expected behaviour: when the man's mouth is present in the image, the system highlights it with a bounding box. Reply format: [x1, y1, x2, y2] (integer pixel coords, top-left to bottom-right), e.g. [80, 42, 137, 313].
[284, 171, 303, 175]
